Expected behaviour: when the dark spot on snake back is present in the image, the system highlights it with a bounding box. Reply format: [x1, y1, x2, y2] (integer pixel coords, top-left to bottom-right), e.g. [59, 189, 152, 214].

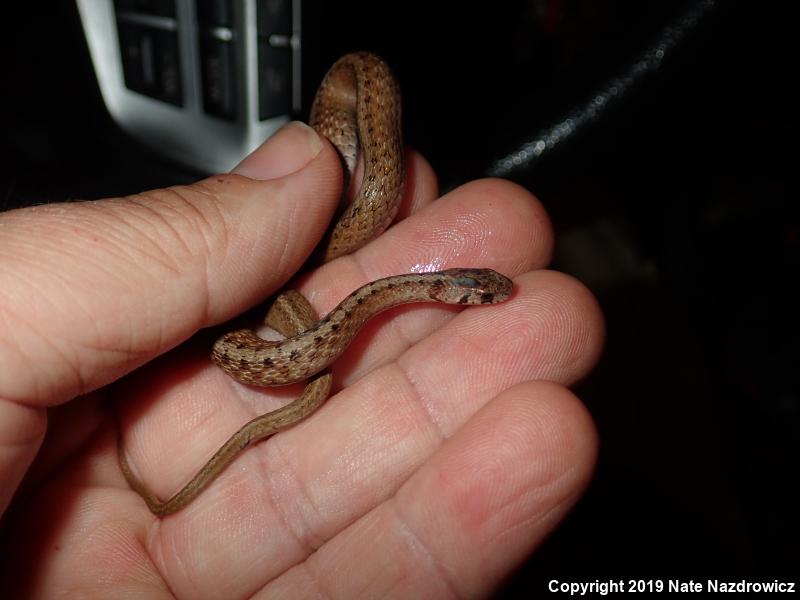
[262, 357, 273, 367]
[289, 350, 300, 361]
[457, 294, 471, 304]
[481, 293, 495, 304]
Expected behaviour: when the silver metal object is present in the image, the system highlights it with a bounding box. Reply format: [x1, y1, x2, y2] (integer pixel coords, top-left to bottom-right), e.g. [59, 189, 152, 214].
[76, 0, 301, 173]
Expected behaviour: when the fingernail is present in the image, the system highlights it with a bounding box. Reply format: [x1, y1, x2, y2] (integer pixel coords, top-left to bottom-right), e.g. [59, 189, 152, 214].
[232, 121, 323, 180]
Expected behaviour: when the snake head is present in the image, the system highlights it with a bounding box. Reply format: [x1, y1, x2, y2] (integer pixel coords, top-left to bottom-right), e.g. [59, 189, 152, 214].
[431, 268, 513, 305]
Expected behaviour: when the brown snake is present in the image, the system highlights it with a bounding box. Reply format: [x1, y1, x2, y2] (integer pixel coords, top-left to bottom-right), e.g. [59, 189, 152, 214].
[119, 52, 513, 516]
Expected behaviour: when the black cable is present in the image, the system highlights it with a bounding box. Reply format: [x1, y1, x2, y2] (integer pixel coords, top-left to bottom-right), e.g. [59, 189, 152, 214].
[485, 0, 717, 178]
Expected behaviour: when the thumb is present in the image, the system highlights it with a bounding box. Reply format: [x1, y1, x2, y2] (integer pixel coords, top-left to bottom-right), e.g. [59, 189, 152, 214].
[0, 121, 342, 407]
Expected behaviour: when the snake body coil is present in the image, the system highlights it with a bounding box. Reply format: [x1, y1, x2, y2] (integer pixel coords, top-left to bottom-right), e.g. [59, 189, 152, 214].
[119, 53, 513, 516]
[310, 52, 405, 261]
[213, 269, 512, 386]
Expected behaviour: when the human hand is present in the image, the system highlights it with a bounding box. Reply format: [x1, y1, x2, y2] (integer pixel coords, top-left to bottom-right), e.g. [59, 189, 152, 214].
[0, 122, 603, 597]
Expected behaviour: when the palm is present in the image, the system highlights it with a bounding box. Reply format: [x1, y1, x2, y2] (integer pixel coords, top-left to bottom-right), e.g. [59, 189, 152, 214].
[1, 148, 601, 598]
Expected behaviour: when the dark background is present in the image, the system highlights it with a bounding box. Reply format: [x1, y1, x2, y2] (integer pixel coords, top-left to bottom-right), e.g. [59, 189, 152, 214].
[1, 0, 797, 593]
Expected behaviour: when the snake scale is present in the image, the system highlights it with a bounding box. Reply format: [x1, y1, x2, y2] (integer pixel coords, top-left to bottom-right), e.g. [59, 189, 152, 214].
[119, 52, 513, 516]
